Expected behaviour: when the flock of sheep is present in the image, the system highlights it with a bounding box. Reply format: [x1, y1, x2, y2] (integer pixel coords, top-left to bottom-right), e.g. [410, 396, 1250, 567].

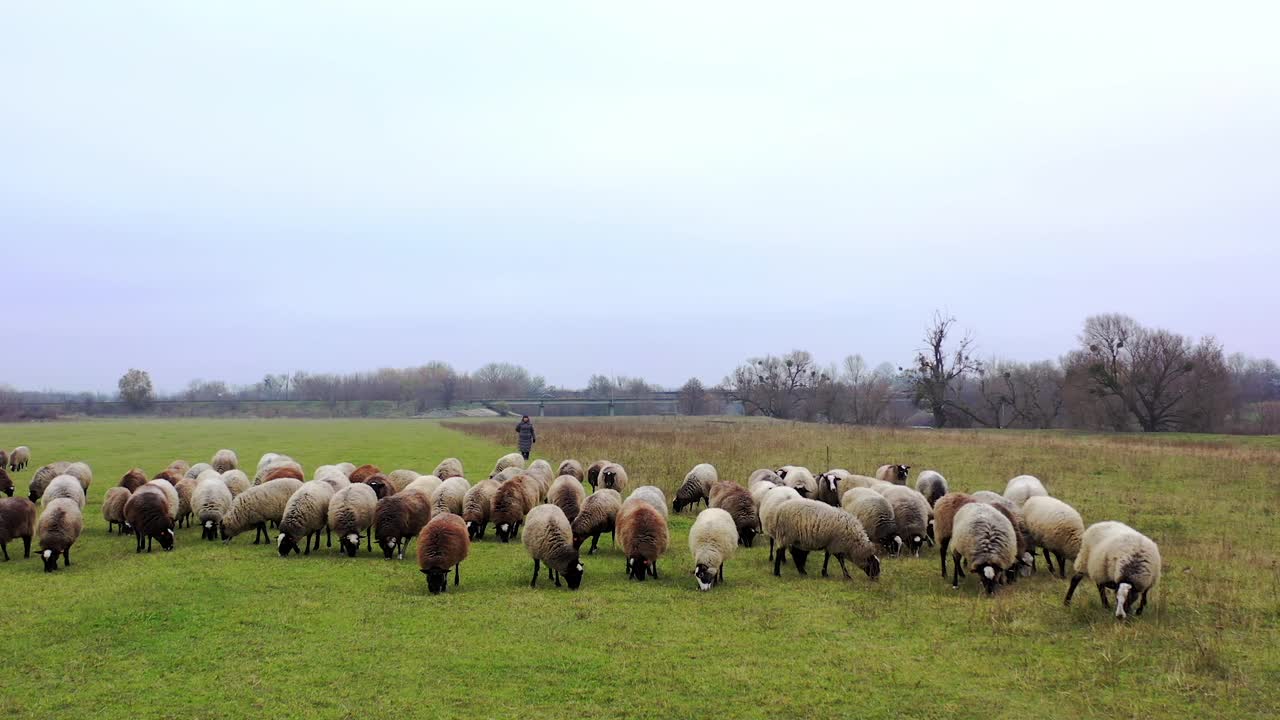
[0, 445, 1161, 618]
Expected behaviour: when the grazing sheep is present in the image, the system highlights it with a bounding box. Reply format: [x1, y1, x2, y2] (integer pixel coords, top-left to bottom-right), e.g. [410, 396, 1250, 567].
[432, 458, 464, 480]
[491, 453, 524, 478]
[145, 479, 180, 522]
[256, 453, 284, 473]
[102, 486, 133, 535]
[386, 469, 421, 494]
[571, 488, 622, 554]
[491, 466, 523, 484]
[1022, 496, 1085, 578]
[314, 467, 351, 493]
[972, 491, 1035, 577]
[37, 498, 84, 572]
[166, 460, 191, 476]
[1004, 475, 1048, 508]
[277, 481, 336, 556]
[949, 503, 1017, 594]
[153, 469, 184, 487]
[627, 486, 670, 519]
[600, 463, 629, 495]
[42, 475, 86, 509]
[193, 476, 233, 541]
[674, 463, 718, 512]
[876, 464, 911, 485]
[689, 508, 738, 590]
[841, 487, 899, 554]
[119, 469, 148, 493]
[62, 461, 93, 494]
[125, 487, 175, 553]
[525, 459, 555, 497]
[748, 468, 782, 485]
[364, 473, 395, 500]
[261, 465, 305, 485]
[403, 475, 443, 498]
[461, 479, 500, 540]
[221, 470, 250, 498]
[328, 483, 378, 557]
[376, 489, 433, 559]
[915, 470, 949, 507]
[335, 462, 356, 477]
[709, 481, 758, 547]
[777, 466, 817, 499]
[556, 459, 584, 482]
[0, 467, 13, 497]
[524, 504, 585, 590]
[749, 476, 781, 507]
[878, 485, 931, 557]
[174, 476, 199, 528]
[9, 446, 31, 472]
[548, 475, 587, 522]
[184, 463, 213, 481]
[585, 460, 611, 490]
[222, 477, 304, 545]
[1065, 522, 1161, 619]
[431, 476, 469, 517]
[211, 449, 239, 473]
[770, 498, 881, 580]
[417, 513, 470, 594]
[759, 486, 802, 561]
[616, 498, 669, 581]
[491, 475, 540, 543]
[933, 492, 977, 578]
[27, 462, 70, 502]
[0, 497, 36, 560]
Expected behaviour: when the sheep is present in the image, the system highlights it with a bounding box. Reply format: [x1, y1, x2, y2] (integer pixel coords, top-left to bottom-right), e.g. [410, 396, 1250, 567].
[1022, 496, 1085, 578]
[627, 485, 669, 519]
[971, 491, 1035, 577]
[759, 486, 802, 561]
[277, 481, 336, 556]
[174, 476, 199, 529]
[314, 467, 351, 493]
[37, 498, 83, 572]
[63, 461, 93, 494]
[0, 467, 12, 497]
[525, 459, 555, 498]
[878, 485, 931, 557]
[0, 497, 36, 560]
[145, 479, 180, 522]
[1004, 475, 1048, 508]
[125, 487, 175, 553]
[674, 463, 718, 512]
[386, 469, 421, 493]
[427, 458, 461, 480]
[491, 475, 540, 543]
[491, 453, 524, 478]
[461, 479, 500, 539]
[749, 475, 781, 507]
[9, 446, 30, 472]
[335, 462, 356, 477]
[748, 468, 782, 486]
[328, 483, 378, 557]
[256, 453, 284, 473]
[770, 498, 881, 580]
[153, 468, 184, 487]
[42, 475, 86, 510]
[709, 481, 758, 547]
[184, 463, 213, 481]
[261, 464, 305, 485]
[375, 488, 433, 559]
[431, 476, 469, 517]
[166, 460, 191, 476]
[403, 475, 443, 498]
[416, 513, 470, 593]
[193, 475, 233, 541]
[876, 464, 911, 484]
[492, 466, 523, 484]
[689, 508, 738, 590]
[548, 475, 587, 522]
[949, 503, 1017, 594]
[571, 488, 622, 554]
[364, 473, 395, 500]
[815, 469, 853, 506]
[524, 504, 585, 589]
[915, 470, 949, 507]
[119, 468, 148, 492]
[1065, 522, 1161, 619]
[28, 462, 70, 502]
[254, 456, 301, 485]
[777, 466, 817, 499]
[102, 487, 132, 535]
[600, 463, 629, 494]
[841, 488, 899, 554]
[221, 470, 250, 498]
[585, 460, 611, 490]
[556, 459, 584, 482]
[616, 498, 669, 581]
[933, 492, 977, 578]
[222, 477, 304, 545]
[211, 449, 239, 473]
[0, 449, 5, 471]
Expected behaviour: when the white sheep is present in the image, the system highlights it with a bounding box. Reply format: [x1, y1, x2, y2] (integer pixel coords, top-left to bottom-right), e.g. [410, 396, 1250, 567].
[314, 467, 351, 493]
[949, 503, 1017, 594]
[1065, 521, 1161, 619]
[674, 463, 718, 512]
[777, 466, 817, 499]
[1004, 475, 1048, 507]
[431, 476, 470, 517]
[277, 481, 336, 556]
[627, 486, 669, 519]
[841, 487, 899, 554]
[41, 475, 86, 510]
[193, 475, 233, 541]
[759, 485, 801, 561]
[523, 504, 584, 589]
[1021, 496, 1085, 578]
[688, 507, 738, 590]
[770, 498, 880, 580]
[403, 475, 443, 498]
[211, 449, 239, 473]
[328, 483, 378, 556]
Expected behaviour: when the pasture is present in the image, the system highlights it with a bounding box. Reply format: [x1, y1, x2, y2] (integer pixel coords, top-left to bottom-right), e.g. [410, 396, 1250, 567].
[0, 418, 1276, 720]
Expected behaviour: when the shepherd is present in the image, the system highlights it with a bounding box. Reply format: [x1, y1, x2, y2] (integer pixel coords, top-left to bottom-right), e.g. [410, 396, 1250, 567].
[515, 415, 536, 461]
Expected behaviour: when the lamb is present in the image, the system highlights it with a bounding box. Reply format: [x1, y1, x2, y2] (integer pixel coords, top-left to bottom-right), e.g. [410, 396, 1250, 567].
[184, 463, 213, 481]
[221, 470, 250, 498]
[125, 487, 175, 553]
[37, 498, 83, 572]
[777, 466, 817, 498]
[417, 513, 471, 594]
[915, 470, 949, 507]
[1065, 521, 1161, 619]
[841, 487, 899, 554]
[949, 503, 1018, 594]
[770, 498, 881, 580]
[759, 486, 801, 561]
[1022, 496, 1085, 578]
[491, 475, 540, 543]
[1004, 475, 1048, 507]
[27, 462, 70, 502]
[0, 467, 13, 497]
[627, 485, 669, 519]
[375, 488, 433, 559]
[432, 458, 464, 480]
[63, 461, 93, 494]
[599, 463, 629, 494]
[548, 475, 587, 522]
[461, 479, 500, 539]
[876, 464, 911, 484]
[386, 469, 421, 493]
[709, 481, 758, 547]
[524, 504, 585, 589]
[119, 468, 148, 492]
[616, 498, 669, 581]
[431, 476, 469, 517]
[491, 453, 524, 477]
[222, 477, 304, 545]
[571, 488, 622, 554]
[42, 475, 86, 509]
[102, 486, 133, 535]
[328, 483, 378, 557]
[674, 463, 718, 512]
[877, 485, 931, 557]
[0, 497, 36, 560]
[689, 508, 738, 590]
[364, 473, 395, 500]
[193, 475, 233, 541]
[145, 479, 180, 522]
[9, 446, 31, 472]
[585, 460, 611, 490]
[211, 449, 239, 473]
[277, 481, 336, 556]
[403, 475, 443, 498]
[556, 459, 584, 482]
[174, 476, 199, 528]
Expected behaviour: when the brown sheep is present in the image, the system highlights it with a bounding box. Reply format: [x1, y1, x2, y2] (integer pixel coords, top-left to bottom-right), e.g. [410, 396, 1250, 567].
[0, 466, 13, 497]
[585, 460, 610, 491]
[262, 465, 305, 484]
[462, 479, 500, 540]
[375, 490, 433, 560]
[0, 497, 36, 560]
[934, 492, 977, 578]
[491, 475, 540, 543]
[119, 469, 148, 493]
[125, 488, 175, 553]
[102, 487, 133, 534]
[571, 489, 622, 554]
[557, 459, 584, 482]
[709, 481, 758, 547]
[364, 473, 395, 500]
[417, 513, 470, 594]
[548, 476, 587, 523]
[616, 498, 670, 581]
[349, 464, 382, 485]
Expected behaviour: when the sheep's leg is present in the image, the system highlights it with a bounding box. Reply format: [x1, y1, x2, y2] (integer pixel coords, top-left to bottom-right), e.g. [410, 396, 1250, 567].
[63, 548, 71, 567]
[773, 550, 784, 577]
[0, 541, 8, 561]
[1041, 547, 1054, 575]
[553, 569, 561, 588]
[530, 559, 540, 588]
[837, 556, 851, 579]
[147, 535, 153, 552]
[821, 551, 831, 577]
[940, 538, 950, 578]
[1136, 589, 1148, 616]
[326, 525, 332, 548]
[454, 562, 460, 587]
[588, 534, 600, 554]
[1063, 573, 1084, 605]
[769, 537, 775, 562]
[719, 563, 725, 584]
[366, 529, 372, 551]
[1094, 584, 1111, 608]
[951, 552, 963, 588]
[1054, 552, 1067, 579]
[792, 549, 809, 575]
[135, 529, 144, 553]
[23, 536, 30, 558]
[651, 561, 658, 579]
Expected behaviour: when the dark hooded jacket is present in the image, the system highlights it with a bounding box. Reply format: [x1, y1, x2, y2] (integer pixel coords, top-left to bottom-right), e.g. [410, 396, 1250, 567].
[516, 420, 536, 453]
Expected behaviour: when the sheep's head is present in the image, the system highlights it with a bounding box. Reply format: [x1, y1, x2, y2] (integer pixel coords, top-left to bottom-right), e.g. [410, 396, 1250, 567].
[862, 555, 881, 580]
[894, 465, 911, 483]
[820, 474, 839, 495]
[41, 548, 59, 572]
[465, 519, 481, 540]
[277, 532, 300, 557]
[563, 560, 585, 590]
[340, 533, 361, 557]
[739, 527, 757, 548]
[602, 471, 618, 488]
[495, 522, 513, 543]
[907, 534, 925, 557]
[158, 528, 175, 551]
[28, 488, 39, 503]
[977, 564, 1000, 594]
[571, 532, 587, 550]
[368, 480, 391, 499]
[378, 535, 398, 559]
[626, 556, 650, 581]
[672, 493, 691, 513]
[693, 563, 718, 591]
[423, 567, 449, 594]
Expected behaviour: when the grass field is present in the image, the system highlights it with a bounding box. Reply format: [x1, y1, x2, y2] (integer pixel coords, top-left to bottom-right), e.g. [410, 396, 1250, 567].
[1, 418, 1276, 720]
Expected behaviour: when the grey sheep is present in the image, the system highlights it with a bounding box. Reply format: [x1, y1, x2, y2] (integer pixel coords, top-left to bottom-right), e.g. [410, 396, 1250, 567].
[37, 498, 84, 572]
[461, 479, 500, 540]
[841, 487, 899, 554]
[102, 486, 133, 535]
[949, 503, 1017, 594]
[185, 463, 213, 481]
[674, 463, 718, 512]
[28, 461, 71, 502]
[877, 485, 931, 557]
[328, 483, 378, 557]
[523, 504, 585, 589]
[770, 498, 880, 581]
[277, 481, 336, 556]
[627, 485, 669, 519]
[222, 477, 304, 545]
[915, 470, 949, 507]
[570, 488, 621, 554]
[433, 458, 465, 480]
[548, 475, 587, 522]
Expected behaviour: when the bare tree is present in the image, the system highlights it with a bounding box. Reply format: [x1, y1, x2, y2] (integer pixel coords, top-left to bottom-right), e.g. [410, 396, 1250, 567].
[841, 355, 893, 425]
[724, 350, 824, 419]
[905, 312, 983, 428]
[677, 378, 708, 415]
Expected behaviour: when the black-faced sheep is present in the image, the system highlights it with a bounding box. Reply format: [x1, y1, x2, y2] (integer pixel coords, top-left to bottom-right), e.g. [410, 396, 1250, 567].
[877, 485, 931, 557]
[1065, 521, 1161, 619]
[585, 460, 610, 490]
[328, 483, 378, 557]
[674, 463, 718, 512]
[417, 513, 470, 594]
[37, 498, 83, 572]
[548, 475, 587, 522]
[570, 488, 621, 554]
[616, 498, 669, 581]
[461, 479, 500, 540]
[770, 498, 880, 581]
[102, 486, 132, 534]
[709, 481, 758, 548]
[949, 503, 1017, 594]
[524, 504, 584, 590]
[876, 464, 911, 484]
[348, 464, 381, 485]
[375, 488, 432, 559]
[0, 497, 36, 560]
[277, 481, 336, 556]
[777, 466, 817, 499]
[125, 487, 175, 553]
[600, 463, 629, 495]
[689, 507, 738, 590]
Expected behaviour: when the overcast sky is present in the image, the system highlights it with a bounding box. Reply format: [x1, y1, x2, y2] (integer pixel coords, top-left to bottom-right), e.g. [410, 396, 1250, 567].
[3, 3, 1277, 394]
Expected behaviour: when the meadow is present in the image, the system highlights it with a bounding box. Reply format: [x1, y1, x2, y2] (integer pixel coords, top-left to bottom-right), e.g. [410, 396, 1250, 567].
[0, 417, 1276, 720]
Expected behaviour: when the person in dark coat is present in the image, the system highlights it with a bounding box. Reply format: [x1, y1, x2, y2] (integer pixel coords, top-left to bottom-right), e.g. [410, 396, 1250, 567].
[516, 415, 536, 460]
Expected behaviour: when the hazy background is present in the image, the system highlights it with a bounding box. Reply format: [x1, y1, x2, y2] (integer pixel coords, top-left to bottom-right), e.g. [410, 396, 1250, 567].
[3, 3, 1277, 393]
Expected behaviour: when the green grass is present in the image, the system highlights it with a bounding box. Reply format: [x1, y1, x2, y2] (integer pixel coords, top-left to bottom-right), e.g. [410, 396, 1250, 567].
[1, 418, 1277, 720]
